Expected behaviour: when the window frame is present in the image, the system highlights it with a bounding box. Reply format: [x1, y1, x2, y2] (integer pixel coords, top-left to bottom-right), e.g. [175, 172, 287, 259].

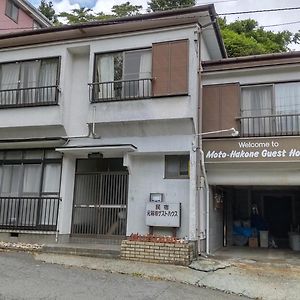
[0, 149, 62, 198]
[5, 0, 19, 23]
[92, 48, 152, 102]
[164, 155, 190, 179]
[241, 81, 300, 117]
[0, 56, 61, 108]
[240, 81, 300, 136]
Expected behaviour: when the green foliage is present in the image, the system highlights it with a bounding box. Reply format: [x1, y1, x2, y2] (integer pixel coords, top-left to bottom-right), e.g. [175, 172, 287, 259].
[57, 2, 143, 24]
[59, 7, 95, 24]
[147, 0, 195, 12]
[219, 17, 300, 57]
[38, 0, 59, 25]
[112, 2, 142, 17]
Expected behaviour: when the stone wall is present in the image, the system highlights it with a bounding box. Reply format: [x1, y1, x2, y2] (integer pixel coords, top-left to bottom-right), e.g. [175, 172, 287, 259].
[121, 240, 195, 266]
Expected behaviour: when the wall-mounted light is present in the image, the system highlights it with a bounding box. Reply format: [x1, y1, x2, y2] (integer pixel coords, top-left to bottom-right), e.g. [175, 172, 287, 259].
[150, 193, 163, 202]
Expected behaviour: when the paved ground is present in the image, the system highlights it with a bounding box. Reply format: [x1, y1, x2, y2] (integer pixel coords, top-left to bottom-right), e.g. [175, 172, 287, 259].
[0, 251, 245, 300]
[35, 251, 300, 300]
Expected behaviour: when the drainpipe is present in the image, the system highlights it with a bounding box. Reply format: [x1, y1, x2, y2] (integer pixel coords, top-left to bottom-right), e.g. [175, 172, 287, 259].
[195, 24, 206, 255]
[196, 19, 218, 255]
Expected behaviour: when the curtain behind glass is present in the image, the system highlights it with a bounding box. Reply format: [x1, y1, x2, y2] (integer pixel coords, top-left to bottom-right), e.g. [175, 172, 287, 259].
[40, 164, 61, 225]
[275, 82, 300, 134]
[38, 59, 58, 103]
[139, 50, 152, 97]
[19, 61, 41, 104]
[0, 63, 20, 106]
[241, 86, 272, 136]
[97, 55, 114, 99]
[0, 165, 23, 225]
[19, 164, 42, 226]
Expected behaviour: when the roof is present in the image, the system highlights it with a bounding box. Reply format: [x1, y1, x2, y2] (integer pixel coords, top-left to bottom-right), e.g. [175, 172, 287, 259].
[16, 0, 52, 27]
[202, 51, 300, 72]
[0, 5, 226, 58]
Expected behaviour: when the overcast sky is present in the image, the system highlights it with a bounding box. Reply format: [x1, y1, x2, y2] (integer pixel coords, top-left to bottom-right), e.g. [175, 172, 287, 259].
[29, 0, 300, 50]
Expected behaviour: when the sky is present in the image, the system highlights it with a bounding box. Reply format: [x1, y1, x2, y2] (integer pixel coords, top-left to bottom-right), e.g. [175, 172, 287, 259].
[29, 0, 300, 50]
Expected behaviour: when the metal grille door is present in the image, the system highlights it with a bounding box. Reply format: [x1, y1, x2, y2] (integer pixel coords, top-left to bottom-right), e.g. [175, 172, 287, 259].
[71, 172, 128, 237]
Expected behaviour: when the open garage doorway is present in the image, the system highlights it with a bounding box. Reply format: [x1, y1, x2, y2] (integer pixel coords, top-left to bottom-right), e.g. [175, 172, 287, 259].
[210, 186, 300, 257]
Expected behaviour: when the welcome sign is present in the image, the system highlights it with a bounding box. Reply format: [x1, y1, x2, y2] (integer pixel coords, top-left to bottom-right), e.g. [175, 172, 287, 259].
[203, 137, 300, 163]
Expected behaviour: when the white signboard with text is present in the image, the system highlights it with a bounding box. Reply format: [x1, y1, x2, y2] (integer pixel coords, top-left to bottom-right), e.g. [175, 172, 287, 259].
[203, 137, 300, 163]
[146, 203, 181, 227]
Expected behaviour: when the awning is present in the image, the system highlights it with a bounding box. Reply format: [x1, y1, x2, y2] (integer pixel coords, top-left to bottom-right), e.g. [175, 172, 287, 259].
[0, 137, 66, 149]
[56, 144, 137, 158]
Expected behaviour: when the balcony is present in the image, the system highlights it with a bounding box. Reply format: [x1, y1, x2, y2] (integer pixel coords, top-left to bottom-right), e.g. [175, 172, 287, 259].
[237, 114, 300, 137]
[89, 78, 152, 102]
[0, 196, 60, 231]
[0, 85, 59, 108]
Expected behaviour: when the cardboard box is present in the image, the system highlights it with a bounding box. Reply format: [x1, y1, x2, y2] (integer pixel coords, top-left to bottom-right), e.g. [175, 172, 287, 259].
[249, 237, 258, 248]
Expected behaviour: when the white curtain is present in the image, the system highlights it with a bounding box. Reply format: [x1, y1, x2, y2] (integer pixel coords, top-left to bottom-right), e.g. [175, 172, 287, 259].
[275, 82, 300, 134]
[19, 61, 41, 104]
[40, 164, 61, 225]
[22, 164, 42, 196]
[0, 63, 20, 105]
[42, 164, 61, 194]
[241, 86, 272, 135]
[97, 55, 114, 99]
[38, 59, 58, 103]
[139, 50, 152, 97]
[0, 165, 22, 225]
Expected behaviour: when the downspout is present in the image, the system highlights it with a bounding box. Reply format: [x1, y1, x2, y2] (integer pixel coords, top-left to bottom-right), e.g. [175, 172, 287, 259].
[200, 149, 210, 254]
[196, 25, 206, 254]
[197, 20, 217, 255]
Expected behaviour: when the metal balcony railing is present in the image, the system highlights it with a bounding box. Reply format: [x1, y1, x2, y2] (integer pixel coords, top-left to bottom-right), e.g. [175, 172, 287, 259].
[237, 114, 300, 137]
[89, 78, 152, 102]
[0, 85, 59, 108]
[0, 196, 60, 231]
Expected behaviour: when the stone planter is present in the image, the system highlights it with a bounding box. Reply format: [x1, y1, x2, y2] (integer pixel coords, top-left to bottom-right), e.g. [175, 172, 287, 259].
[121, 240, 195, 266]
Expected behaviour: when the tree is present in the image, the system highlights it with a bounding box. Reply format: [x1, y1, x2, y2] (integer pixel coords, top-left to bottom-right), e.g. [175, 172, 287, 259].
[219, 18, 300, 57]
[38, 0, 59, 25]
[59, 7, 95, 24]
[147, 0, 195, 12]
[112, 2, 142, 17]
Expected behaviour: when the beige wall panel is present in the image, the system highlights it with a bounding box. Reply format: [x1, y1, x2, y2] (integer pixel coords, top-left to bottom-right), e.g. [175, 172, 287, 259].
[170, 40, 188, 94]
[152, 42, 170, 96]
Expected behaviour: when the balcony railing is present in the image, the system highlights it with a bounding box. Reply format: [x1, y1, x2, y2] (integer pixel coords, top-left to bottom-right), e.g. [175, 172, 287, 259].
[0, 85, 59, 108]
[89, 78, 152, 102]
[0, 196, 60, 231]
[238, 114, 300, 137]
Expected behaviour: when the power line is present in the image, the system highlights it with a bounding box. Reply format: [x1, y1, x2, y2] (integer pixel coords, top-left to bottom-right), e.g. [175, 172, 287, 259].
[261, 20, 300, 28]
[219, 6, 300, 16]
[3, 6, 300, 31]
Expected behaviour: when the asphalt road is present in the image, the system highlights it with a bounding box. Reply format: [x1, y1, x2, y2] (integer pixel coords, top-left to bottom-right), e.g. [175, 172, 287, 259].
[0, 251, 246, 300]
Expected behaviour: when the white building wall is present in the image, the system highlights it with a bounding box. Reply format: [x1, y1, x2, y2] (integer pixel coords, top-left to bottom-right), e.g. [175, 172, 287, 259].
[58, 155, 76, 235]
[203, 64, 300, 86]
[0, 23, 205, 242]
[126, 154, 190, 238]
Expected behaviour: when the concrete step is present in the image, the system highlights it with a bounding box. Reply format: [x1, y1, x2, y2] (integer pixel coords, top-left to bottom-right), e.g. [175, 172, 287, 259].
[42, 244, 121, 259]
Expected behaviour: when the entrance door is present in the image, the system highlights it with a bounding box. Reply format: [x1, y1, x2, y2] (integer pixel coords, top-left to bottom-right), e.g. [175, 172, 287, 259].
[71, 158, 128, 238]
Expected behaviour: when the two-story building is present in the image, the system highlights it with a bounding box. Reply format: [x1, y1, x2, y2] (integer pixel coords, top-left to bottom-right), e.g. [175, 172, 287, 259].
[202, 53, 300, 253]
[0, 0, 51, 34]
[0, 5, 226, 252]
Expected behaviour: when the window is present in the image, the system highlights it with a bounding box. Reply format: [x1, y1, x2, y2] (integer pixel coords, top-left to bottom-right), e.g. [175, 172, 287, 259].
[0, 149, 62, 198]
[241, 82, 300, 136]
[0, 57, 59, 107]
[0, 150, 62, 228]
[33, 21, 41, 29]
[93, 49, 152, 101]
[165, 155, 189, 179]
[5, 0, 19, 23]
